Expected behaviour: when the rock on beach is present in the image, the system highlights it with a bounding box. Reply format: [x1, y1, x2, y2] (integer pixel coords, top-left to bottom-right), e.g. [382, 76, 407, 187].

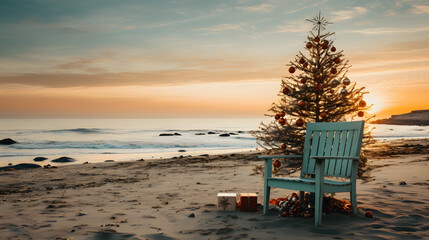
[51, 156, 76, 163]
[33, 157, 48, 162]
[0, 138, 17, 145]
[0, 163, 41, 171]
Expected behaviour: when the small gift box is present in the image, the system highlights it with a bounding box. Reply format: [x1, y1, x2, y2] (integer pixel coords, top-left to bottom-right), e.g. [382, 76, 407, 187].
[217, 193, 237, 211]
[239, 193, 258, 212]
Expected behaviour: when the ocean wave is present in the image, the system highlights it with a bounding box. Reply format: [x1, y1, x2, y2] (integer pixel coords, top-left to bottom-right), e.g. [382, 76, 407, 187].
[9, 140, 256, 150]
[45, 128, 105, 134]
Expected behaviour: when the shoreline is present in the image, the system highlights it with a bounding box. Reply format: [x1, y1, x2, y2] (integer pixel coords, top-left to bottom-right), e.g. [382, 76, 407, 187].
[2, 137, 428, 168]
[0, 138, 428, 239]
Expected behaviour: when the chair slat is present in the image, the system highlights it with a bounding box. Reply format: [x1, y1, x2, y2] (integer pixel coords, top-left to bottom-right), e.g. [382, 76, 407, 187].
[324, 130, 335, 174]
[346, 129, 363, 176]
[334, 130, 348, 176]
[317, 130, 327, 167]
[306, 121, 363, 131]
[341, 129, 355, 176]
[327, 130, 341, 176]
[301, 127, 314, 175]
[306, 130, 321, 174]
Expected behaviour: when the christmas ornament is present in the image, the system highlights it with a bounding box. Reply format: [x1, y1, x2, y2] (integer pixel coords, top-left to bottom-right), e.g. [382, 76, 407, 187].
[331, 46, 336, 52]
[300, 78, 307, 84]
[275, 114, 280, 120]
[280, 143, 286, 149]
[298, 101, 306, 107]
[321, 40, 329, 49]
[282, 88, 289, 95]
[334, 57, 341, 64]
[296, 118, 304, 127]
[330, 89, 335, 94]
[315, 84, 322, 91]
[303, 62, 308, 68]
[365, 211, 373, 218]
[330, 68, 337, 74]
[279, 112, 285, 117]
[316, 74, 322, 82]
[306, 42, 313, 49]
[358, 111, 364, 117]
[279, 118, 286, 125]
[273, 159, 282, 168]
[299, 58, 305, 64]
[320, 112, 327, 118]
[331, 79, 340, 87]
[314, 36, 320, 42]
[289, 66, 296, 74]
[359, 100, 367, 107]
[341, 88, 347, 94]
[343, 77, 351, 86]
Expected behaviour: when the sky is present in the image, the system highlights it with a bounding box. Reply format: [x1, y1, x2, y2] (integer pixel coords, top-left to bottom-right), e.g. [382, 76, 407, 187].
[0, 0, 428, 119]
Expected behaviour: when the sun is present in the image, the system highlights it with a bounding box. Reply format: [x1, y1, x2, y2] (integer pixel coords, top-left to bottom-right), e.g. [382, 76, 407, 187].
[363, 92, 386, 115]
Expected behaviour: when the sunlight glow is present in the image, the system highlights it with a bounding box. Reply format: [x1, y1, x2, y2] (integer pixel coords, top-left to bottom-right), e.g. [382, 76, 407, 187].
[364, 92, 386, 115]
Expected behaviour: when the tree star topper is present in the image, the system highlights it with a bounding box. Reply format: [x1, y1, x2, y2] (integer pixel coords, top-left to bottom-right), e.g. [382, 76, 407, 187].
[306, 11, 331, 36]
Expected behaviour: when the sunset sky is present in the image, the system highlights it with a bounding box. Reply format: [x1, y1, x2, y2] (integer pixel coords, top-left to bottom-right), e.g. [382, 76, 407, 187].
[1, 0, 428, 118]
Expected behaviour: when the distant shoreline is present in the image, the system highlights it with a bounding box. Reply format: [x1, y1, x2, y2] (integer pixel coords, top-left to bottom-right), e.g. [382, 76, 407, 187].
[371, 109, 429, 126]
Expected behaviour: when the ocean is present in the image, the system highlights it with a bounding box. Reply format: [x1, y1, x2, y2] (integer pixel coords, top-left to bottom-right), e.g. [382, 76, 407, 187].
[1, 118, 428, 166]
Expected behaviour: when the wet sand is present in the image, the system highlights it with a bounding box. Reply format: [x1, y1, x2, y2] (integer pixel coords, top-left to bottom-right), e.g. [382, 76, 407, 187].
[0, 139, 428, 240]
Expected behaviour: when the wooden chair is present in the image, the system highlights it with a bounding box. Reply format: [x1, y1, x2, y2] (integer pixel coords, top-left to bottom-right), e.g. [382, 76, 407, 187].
[259, 121, 365, 226]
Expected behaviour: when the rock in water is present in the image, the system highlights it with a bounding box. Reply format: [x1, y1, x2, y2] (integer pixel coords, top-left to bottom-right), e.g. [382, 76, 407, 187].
[51, 156, 76, 163]
[159, 133, 174, 136]
[173, 133, 181, 136]
[188, 213, 195, 218]
[34, 157, 48, 162]
[0, 163, 41, 171]
[0, 138, 17, 145]
[219, 134, 230, 137]
[178, 150, 186, 152]
[207, 132, 216, 134]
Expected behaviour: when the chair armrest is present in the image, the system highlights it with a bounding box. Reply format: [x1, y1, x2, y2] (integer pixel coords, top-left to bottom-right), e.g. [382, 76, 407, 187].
[259, 155, 302, 159]
[261, 155, 302, 179]
[310, 156, 360, 161]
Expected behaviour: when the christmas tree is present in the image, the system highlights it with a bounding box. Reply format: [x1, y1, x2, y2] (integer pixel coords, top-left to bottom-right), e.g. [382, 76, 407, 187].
[253, 13, 371, 174]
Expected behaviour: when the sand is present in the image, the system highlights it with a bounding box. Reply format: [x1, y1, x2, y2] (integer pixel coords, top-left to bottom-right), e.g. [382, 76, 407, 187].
[0, 139, 428, 240]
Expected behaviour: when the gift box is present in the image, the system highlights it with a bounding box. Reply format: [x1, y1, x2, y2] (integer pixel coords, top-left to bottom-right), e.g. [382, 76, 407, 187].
[217, 193, 237, 211]
[239, 193, 258, 212]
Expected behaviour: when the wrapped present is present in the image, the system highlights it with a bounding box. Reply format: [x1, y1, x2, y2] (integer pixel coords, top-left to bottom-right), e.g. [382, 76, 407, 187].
[239, 193, 257, 212]
[217, 193, 237, 211]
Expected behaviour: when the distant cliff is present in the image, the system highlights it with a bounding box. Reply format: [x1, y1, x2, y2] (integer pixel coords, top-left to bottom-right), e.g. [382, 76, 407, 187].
[371, 110, 429, 126]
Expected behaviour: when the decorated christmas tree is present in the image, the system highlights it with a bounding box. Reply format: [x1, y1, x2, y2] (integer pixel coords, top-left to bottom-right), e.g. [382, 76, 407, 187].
[253, 13, 371, 174]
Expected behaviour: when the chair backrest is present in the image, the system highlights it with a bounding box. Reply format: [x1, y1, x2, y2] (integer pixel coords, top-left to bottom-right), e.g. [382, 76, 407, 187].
[301, 121, 365, 178]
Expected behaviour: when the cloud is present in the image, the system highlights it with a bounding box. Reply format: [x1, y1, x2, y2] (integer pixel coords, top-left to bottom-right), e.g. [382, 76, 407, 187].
[0, 64, 282, 88]
[55, 52, 114, 72]
[410, 5, 429, 15]
[347, 39, 429, 77]
[236, 3, 273, 13]
[330, 7, 368, 22]
[274, 20, 309, 33]
[348, 26, 429, 35]
[198, 23, 246, 32]
[284, 0, 328, 14]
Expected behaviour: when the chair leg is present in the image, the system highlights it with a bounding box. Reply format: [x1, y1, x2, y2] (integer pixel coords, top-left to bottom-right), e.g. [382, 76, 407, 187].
[314, 190, 323, 226]
[350, 185, 358, 216]
[299, 191, 304, 203]
[263, 186, 271, 215]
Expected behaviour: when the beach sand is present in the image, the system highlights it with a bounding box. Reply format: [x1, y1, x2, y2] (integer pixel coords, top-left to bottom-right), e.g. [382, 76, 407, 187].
[0, 139, 428, 240]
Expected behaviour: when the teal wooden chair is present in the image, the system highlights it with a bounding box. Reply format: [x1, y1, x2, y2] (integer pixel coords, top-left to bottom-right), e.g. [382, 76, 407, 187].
[259, 121, 365, 226]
